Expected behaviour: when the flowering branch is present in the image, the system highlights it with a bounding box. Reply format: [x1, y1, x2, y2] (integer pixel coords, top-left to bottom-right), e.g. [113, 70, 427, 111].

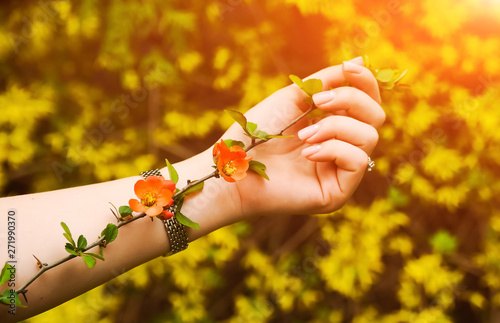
[0, 61, 408, 308]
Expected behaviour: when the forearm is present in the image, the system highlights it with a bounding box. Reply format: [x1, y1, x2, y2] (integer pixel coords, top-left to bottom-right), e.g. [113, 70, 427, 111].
[0, 148, 240, 321]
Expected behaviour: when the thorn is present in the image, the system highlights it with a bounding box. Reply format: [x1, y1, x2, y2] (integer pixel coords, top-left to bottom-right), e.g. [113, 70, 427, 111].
[32, 254, 43, 269]
[187, 179, 191, 184]
[19, 290, 28, 303]
[110, 208, 119, 221]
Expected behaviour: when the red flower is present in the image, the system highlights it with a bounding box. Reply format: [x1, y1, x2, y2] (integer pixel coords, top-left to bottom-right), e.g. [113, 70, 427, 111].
[129, 176, 176, 217]
[213, 140, 252, 182]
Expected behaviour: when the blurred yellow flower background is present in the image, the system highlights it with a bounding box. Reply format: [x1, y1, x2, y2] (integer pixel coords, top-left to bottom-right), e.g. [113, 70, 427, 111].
[1, 0, 499, 322]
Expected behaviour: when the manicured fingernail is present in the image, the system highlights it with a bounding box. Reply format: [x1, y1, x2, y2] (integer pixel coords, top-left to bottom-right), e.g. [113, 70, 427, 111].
[302, 145, 321, 157]
[349, 56, 364, 65]
[312, 90, 335, 105]
[298, 124, 319, 140]
[343, 60, 363, 74]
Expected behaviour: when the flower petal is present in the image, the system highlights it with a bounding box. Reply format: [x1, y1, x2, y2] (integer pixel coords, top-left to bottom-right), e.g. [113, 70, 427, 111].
[129, 199, 146, 212]
[163, 180, 176, 192]
[220, 171, 236, 182]
[162, 210, 174, 219]
[145, 176, 164, 194]
[156, 189, 173, 206]
[145, 205, 163, 217]
[134, 180, 148, 199]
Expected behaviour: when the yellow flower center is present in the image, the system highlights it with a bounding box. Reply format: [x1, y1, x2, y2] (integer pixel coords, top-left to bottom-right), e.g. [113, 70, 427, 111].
[222, 161, 237, 176]
[143, 192, 157, 207]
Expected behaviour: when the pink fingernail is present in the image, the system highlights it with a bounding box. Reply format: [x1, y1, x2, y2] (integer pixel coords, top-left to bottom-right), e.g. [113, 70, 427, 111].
[343, 61, 363, 74]
[298, 124, 319, 140]
[349, 56, 364, 65]
[312, 90, 335, 105]
[302, 145, 321, 157]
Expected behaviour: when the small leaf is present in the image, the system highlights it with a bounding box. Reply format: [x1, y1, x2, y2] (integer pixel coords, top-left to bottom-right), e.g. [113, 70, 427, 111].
[249, 160, 270, 180]
[376, 68, 395, 83]
[302, 78, 323, 96]
[226, 110, 248, 133]
[0, 262, 14, 286]
[289, 74, 305, 88]
[181, 181, 204, 197]
[82, 254, 97, 268]
[77, 235, 87, 250]
[65, 244, 79, 256]
[379, 80, 396, 90]
[290, 75, 323, 97]
[165, 158, 179, 184]
[224, 139, 245, 149]
[254, 130, 270, 140]
[85, 252, 105, 261]
[101, 223, 118, 245]
[0, 289, 25, 307]
[176, 211, 200, 230]
[118, 205, 133, 218]
[393, 68, 408, 84]
[246, 122, 258, 134]
[61, 222, 75, 246]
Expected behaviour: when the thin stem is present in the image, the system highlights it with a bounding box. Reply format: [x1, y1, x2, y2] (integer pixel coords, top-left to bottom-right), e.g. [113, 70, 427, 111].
[173, 171, 218, 200]
[15, 212, 147, 296]
[11, 100, 316, 302]
[245, 103, 315, 152]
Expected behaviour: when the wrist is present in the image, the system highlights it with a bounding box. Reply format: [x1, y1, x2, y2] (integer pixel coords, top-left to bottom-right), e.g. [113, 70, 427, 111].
[160, 148, 243, 242]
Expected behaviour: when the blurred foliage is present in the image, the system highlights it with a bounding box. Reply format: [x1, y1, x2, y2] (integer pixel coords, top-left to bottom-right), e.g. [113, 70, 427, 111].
[1, 0, 499, 322]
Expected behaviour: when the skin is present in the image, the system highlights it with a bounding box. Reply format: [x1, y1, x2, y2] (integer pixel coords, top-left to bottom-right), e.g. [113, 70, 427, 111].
[0, 58, 383, 321]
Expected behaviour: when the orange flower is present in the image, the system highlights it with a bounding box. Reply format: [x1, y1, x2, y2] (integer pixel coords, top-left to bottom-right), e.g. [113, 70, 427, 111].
[213, 140, 252, 182]
[129, 176, 176, 217]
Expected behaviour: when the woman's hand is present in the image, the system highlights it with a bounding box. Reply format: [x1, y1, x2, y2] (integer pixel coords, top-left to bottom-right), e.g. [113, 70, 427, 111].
[221, 58, 384, 218]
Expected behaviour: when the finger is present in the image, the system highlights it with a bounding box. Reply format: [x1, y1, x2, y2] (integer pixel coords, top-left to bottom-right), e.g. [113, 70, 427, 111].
[297, 116, 379, 155]
[301, 140, 368, 194]
[312, 87, 386, 128]
[342, 60, 382, 104]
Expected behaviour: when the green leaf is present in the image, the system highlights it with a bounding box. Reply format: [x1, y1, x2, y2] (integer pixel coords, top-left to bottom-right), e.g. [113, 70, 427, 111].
[290, 75, 323, 97]
[379, 80, 396, 90]
[254, 130, 270, 140]
[0, 262, 14, 286]
[165, 158, 179, 184]
[289, 74, 304, 88]
[118, 205, 133, 218]
[181, 181, 204, 197]
[249, 160, 270, 180]
[61, 222, 75, 246]
[175, 211, 200, 230]
[82, 254, 97, 268]
[101, 223, 118, 245]
[224, 139, 245, 149]
[84, 252, 105, 261]
[394, 68, 408, 84]
[226, 110, 248, 133]
[65, 244, 79, 256]
[0, 289, 25, 308]
[302, 78, 323, 96]
[376, 68, 395, 83]
[246, 122, 258, 134]
[77, 235, 87, 250]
